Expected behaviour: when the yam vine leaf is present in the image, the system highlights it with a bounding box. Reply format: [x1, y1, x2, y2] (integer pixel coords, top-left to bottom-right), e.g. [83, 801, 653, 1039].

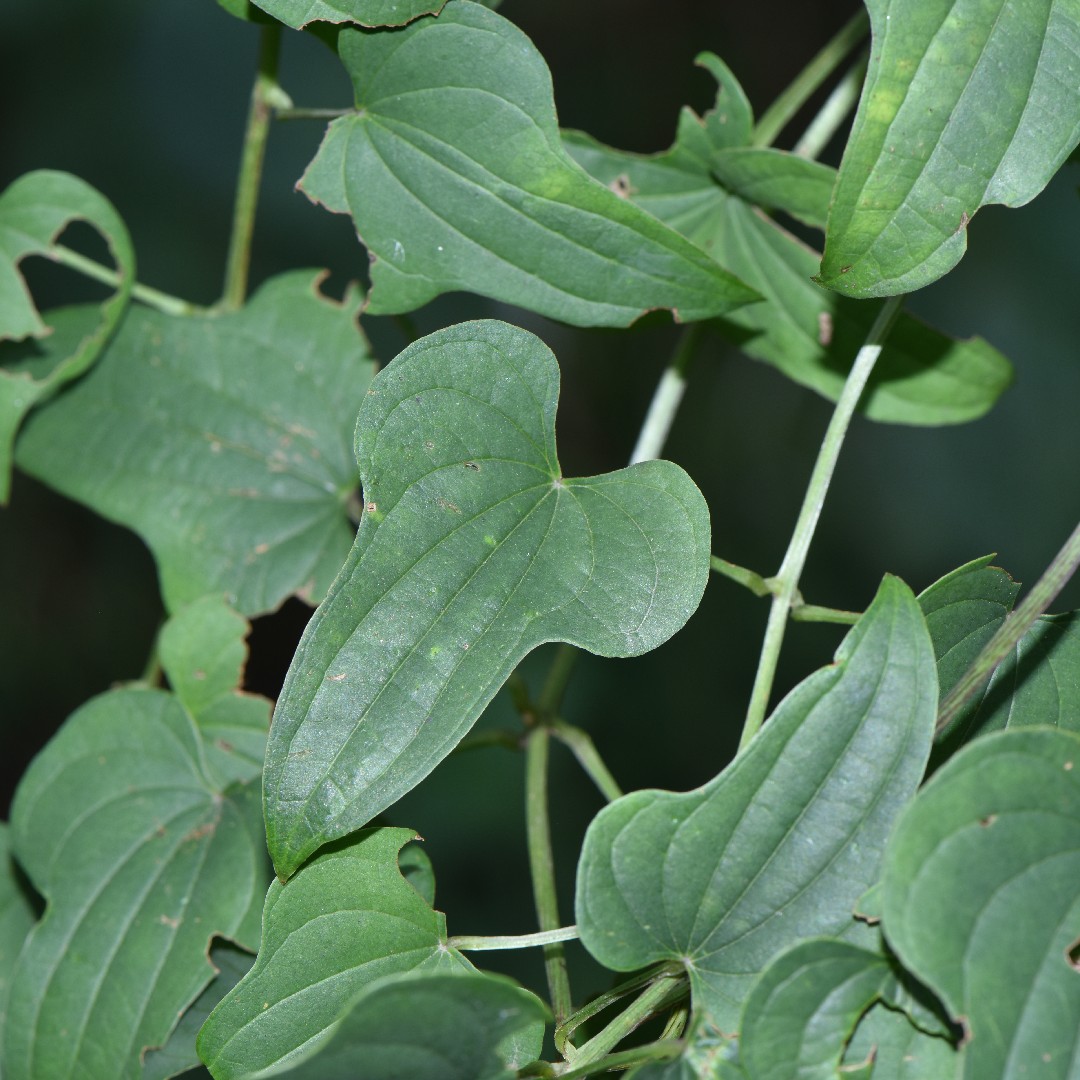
[263, 319, 710, 878]
[0, 170, 134, 502]
[299, 0, 758, 327]
[14, 270, 374, 617]
[575, 576, 936, 1031]
[819, 0, 1080, 296]
[841, 1002, 958, 1078]
[881, 728, 1080, 1079]
[563, 58, 1012, 426]
[249, 0, 445, 27]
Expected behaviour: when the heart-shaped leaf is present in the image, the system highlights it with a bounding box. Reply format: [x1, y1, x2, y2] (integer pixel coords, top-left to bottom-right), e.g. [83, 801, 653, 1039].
[14, 270, 374, 616]
[299, 1, 758, 327]
[842, 1003, 959, 1078]
[2, 685, 271, 1080]
[575, 576, 937, 1031]
[881, 727, 1080, 1079]
[819, 0, 1080, 296]
[0, 170, 134, 501]
[563, 63, 1011, 427]
[198, 829, 500, 1078]
[264, 319, 710, 877]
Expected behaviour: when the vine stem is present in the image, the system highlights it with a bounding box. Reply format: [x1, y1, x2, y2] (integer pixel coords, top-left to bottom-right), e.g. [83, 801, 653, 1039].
[221, 24, 282, 311]
[752, 7, 869, 148]
[630, 323, 702, 465]
[447, 925, 579, 951]
[738, 294, 904, 752]
[936, 519, 1080, 735]
[551, 1040, 685, 1080]
[792, 51, 868, 160]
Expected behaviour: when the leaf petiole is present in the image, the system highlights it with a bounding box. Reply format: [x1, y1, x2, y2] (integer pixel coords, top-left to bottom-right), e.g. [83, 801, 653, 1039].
[447, 925, 579, 951]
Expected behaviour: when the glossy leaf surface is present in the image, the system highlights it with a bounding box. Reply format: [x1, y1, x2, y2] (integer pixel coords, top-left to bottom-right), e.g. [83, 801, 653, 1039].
[15, 271, 373, 616]
[576, 576, 937, 1030]
[820, 0, 1080, 296]
[264, 319, 710, 877]
[198, 829, 485, 1078]
[2, 688, 270, 1080]
[0, 170, 134, 500]
[919, 555, 1080, 752]
[563, 64, 1011, 426]
[299, 2, 758, 327]
[882, 727, 1080, 1079]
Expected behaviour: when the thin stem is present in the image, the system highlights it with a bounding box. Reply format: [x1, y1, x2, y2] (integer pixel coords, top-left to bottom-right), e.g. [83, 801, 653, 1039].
[792, 52, 868, 160]
[525, 727, 573, 1024]
[49, 246, 203, 317]
[554, 1040, 685, 1080]
[550, 720, 623, 802]
[710, 555, 771, 597]
[791, 602, 861, 625]
[710, 556, 861, 623]
[936, 518, 1080, 735]
[752, 7, 870, 148]
[451, 729, 522, 754]
[739, 294, 903, 751]
[630, 323, 703, 465]
[221, 24, 282, 311]
[275, 106, 352, 121]
[448, 925, 578, 951]
[537, 642, 579, 719]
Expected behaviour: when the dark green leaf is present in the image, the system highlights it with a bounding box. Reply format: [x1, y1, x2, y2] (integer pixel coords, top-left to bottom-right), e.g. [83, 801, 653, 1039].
[575, 576, 937, 1031]
[264, 319, 710, 878]
[629, 1017, 742, 1079]
[15, 271, 374, 616]
[250, 0, 445, 27]
[739, 940, 891, 1080]
[563, 77, 1012, 426]
[0, 170, 134, 501]
[299, 2, 758, 327]
[918, 555, 1080, 753]
[267, 970, 547, 1079]
[398, 841, 437, 907]
[197, 829, 480, 1078]
[842, 1004, 958, 1079]
[2, 689, 270, 1080]
[0, 823, 37, 1063]
[819, 0, 1080, 296]
[882, 727, 1080, 1079]
[710, 148, 835, 230]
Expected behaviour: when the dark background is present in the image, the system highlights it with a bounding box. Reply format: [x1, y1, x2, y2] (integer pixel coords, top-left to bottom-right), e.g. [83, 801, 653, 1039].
[3, 0, 1079, 999]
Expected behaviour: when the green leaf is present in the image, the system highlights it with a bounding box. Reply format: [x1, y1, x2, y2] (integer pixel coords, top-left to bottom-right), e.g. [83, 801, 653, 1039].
[298, 2, 758, 327]
[918, 555, 1080, 752]
[251, 0, 446, 27]
[263, 319, 710, 878]
[842, 1004, 958, 1079]
[0, 170, 134, 502]
[819, 0, 1080, 296]
[575, 576, 937, 1031]
[2, 688, 271, 1080]
[198, 829, 479, 1078]
[738, 941, 892, 1080]
[159, 596, 270, 788]
[263, 970, 547, 1079]
[14, 270, 374, 616]
[563, 85, 1012, 426]
[881, 727, 1080, 1079]
[628, 1017, 743, 1080]
[0, 823, 37, 1063]
[709, 148, 835, 230]
[141, 942, 255, 1080]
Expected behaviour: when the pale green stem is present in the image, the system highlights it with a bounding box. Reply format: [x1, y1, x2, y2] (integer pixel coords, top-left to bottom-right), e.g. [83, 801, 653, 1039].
[710, 555, 771, 597]
[936, 518, 1080, 735]
[221, 24, 282, 311]
[49, 246, 203, 317]
[710, 556, 861, 623]
[275, 106, 352, 121]
[739, 295, 903, 751]
[550, 720, 623, 802]
[525, 726, 573, 1025]
[630, 324, 702, 464]
[554, 1040, 684, 1080]
[537, 642, 579, 718]
[792, 51, 868, 160]
[752, 7, 870, 148]
[448, 925, 579, 951]
[791, 602, 861, 626]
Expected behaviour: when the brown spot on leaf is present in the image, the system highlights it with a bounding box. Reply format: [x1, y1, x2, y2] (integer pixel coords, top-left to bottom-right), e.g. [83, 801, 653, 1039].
[1066, 936, 1080, 971]
[979, 814, 997, 827]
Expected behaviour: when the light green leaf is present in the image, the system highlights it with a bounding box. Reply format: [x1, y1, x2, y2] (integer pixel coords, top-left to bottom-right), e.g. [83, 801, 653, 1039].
[198, 829, 480, 1079]
[842, 1004, 959, 1079]
[250, 0, 445, 27]
[264, 319, 710, 878]
[265, 970, 547, 1080]
[881, 727, 1080, 1079]
[709, 148, 835, 230]
[14, 270, 374, 617]
[0, 170, 134, 501]
[141, 942, 254, 1080]
[738, 941, 891, 1080]
[819, 0, 1080, 296]
[628, 1017, 743, 1079]
[918, 555, 1080, 753]
[0, 823, 37, 1066]
[299, 1, 758, 327]
[563, 82, 1011, 427]
[575, 576, 937, 1031]
[159, 596, 270, 788]
[2, 689, 271, 1080]
[694, 53, 754, 152]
